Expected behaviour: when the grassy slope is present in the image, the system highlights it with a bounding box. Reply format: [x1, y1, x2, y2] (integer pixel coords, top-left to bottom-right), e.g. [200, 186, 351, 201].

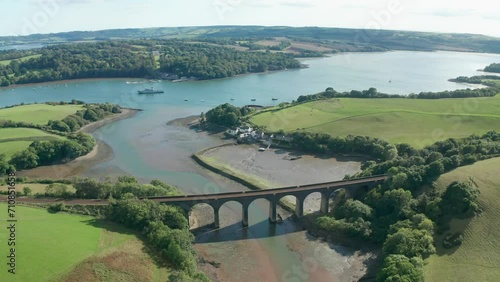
[251, 96, 500, 148]
[0, 128, 66, 159]
[0, 141, 33, 158]
[0, 104, 79, 159]
[0, 204, 169, 282]
[0, 104, 83, 125]
[424, 157, 500, 281]
[0, 128, 65, 141]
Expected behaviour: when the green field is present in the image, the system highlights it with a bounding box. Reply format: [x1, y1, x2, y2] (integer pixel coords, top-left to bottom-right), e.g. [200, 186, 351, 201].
[0, 141, 33, 158]
[0, 183, 75, 194]
[0, 104, 82, 159]
[0, 204, 169, 282]
[0, 54, 42, 66]
[424, 157, 500, 281]
[0, 104, 83, 125]
[0, 128, 65, 141]
[251, 96, 500, 148]
[0, 128, 66, 159]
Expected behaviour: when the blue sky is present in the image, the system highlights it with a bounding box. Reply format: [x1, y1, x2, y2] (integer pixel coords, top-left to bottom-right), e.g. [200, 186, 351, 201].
[2, 0, 500, 37]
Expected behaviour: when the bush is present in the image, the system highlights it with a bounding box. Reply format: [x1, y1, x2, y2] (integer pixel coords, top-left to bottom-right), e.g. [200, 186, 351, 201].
[47, 202, 65, 213]
[442, 232, 464, 249]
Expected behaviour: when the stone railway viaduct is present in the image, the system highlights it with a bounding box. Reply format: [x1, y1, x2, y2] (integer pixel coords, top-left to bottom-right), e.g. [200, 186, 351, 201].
[148, 175, 388, 228]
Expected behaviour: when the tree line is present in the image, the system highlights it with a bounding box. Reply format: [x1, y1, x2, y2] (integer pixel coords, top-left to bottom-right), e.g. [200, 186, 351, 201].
[296, 85, 499, 103]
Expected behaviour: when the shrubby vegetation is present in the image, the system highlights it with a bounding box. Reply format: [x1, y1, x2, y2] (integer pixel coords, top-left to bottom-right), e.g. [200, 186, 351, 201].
[36, 176, 180, 199]
[205, 103, 255, 127]
[9, 132, 95, 169]
[449, 75, 500, 87]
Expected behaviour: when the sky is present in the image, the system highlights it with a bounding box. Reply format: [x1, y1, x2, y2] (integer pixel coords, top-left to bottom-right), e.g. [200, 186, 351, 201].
[1, 0, 500, 37]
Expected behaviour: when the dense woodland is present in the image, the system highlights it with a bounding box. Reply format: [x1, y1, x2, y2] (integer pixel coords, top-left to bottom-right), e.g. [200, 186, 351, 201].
[157, 41, 300, 79]
[0, 39, 301, 86]
[484, 63, 500, 73]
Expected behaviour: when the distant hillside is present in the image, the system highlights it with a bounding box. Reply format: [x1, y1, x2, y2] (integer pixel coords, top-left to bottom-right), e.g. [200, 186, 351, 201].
[1, 26, 500, 54]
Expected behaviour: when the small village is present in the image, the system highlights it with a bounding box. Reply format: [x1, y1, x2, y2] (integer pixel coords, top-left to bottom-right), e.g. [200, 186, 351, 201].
[225, 125, 293, 148]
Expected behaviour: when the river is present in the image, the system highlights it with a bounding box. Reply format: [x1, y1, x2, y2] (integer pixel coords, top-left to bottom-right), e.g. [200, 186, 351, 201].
[1, 51, 500, 281]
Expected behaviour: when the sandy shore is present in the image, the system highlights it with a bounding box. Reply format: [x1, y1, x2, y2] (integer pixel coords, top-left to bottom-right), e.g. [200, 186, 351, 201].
[18, 109, 140, 179]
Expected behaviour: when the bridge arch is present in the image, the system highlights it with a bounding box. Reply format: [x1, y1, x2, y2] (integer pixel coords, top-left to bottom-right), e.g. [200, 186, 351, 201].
[218, 200, 247, 227]
[277, 194, 306, 217]
[248, 197, 279, 224]
[303, 191, 322, 214]
[188, 203, 216, 229]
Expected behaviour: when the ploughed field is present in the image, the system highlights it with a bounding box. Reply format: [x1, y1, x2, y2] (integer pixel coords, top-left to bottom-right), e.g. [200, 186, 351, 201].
[424, 157, 500, 281]
[250, 96, 500, 148]
[0, 204, 170, 282]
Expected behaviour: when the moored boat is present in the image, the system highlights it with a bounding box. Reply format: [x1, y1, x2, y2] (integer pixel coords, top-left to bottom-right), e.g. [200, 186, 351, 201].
[138, 88, 164, 94]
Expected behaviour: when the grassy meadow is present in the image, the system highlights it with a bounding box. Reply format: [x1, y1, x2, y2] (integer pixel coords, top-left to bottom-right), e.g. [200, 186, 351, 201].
[0, 104, 81, 159]
[0, 204, 170, 282]
[0, 141, 33, 159]
[251, 96, 500, 148]
[424, 157, 500, 281]
[0, 104, 83, 125]
[0, 128, 65, 141]
[0, 128, 66, 159]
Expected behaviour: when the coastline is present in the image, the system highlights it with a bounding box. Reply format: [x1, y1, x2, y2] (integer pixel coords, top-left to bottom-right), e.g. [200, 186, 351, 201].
[18, 108, 140, 179]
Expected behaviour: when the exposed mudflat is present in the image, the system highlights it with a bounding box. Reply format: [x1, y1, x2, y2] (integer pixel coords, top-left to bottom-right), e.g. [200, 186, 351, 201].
[200, 144, 364, 212]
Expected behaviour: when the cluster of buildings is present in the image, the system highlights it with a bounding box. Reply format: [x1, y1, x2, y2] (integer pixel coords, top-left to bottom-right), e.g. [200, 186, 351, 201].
[225, 125, 293, 144]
